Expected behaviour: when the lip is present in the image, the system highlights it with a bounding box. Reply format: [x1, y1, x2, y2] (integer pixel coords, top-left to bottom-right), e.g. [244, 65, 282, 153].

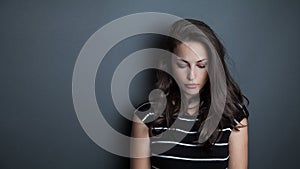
[185, 84, 199, 89]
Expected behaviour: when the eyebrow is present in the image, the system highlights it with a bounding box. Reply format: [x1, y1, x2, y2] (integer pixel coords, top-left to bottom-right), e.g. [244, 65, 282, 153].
[176, 58, 207, 63]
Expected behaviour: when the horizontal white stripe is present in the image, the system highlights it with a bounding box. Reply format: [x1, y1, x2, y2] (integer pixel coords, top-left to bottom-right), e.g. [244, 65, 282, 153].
[152, 141, 199, 147]
[218, 128, 232, 132]
[152, 127, 198, 134]
[213, 142, 229, 146]
[152, 153, 230, 161]
[152, 127, 231, 133]
[177, 117, 198, 121]
[152, 141, 228, 147]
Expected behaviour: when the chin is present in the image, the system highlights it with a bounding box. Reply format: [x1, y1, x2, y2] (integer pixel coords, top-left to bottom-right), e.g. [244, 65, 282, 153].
[183, 89, 200, 98]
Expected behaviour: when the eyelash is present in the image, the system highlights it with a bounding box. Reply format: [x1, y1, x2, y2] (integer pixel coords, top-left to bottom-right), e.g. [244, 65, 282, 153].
[176, 63, 206, 69]
[177, 64, 187, 68]
[197, 65, 206, 69]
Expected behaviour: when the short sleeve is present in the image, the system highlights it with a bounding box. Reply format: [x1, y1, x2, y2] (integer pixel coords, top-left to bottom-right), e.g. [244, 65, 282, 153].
[134, 102, 156, 128]
[233, 103, 249, 125]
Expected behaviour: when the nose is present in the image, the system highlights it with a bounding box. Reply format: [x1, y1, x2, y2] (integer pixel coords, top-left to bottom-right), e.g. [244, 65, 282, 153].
[187, 67, 195, 81]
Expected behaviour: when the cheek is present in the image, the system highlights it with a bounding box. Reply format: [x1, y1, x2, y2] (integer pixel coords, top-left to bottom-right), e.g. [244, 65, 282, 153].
[171, 66, 186, 81]
[194, 69, 207, 81]
[199, 71, 208, 83]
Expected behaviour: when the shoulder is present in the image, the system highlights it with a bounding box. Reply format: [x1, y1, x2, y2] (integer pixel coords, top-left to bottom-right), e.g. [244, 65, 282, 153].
[133, 101, 157, 127]
[233, 103, 249, 127]
[234, 118, 248, 129]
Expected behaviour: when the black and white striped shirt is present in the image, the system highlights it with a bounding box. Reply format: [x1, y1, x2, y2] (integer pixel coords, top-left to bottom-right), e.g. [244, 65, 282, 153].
[135, 103, 247, 169]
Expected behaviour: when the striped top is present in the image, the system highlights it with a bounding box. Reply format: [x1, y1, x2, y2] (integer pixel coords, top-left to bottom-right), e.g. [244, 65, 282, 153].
[135, 103, 247, 169]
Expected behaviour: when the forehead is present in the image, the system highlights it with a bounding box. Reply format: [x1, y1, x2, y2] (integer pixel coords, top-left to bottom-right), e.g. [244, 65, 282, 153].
[173, 41, 208, 62]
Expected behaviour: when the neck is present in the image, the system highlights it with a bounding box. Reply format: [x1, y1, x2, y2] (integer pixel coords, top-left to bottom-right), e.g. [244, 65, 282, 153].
[184, 95, 201, 116]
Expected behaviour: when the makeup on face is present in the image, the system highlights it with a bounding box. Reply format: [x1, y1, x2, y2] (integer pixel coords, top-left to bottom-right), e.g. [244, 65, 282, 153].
[171, 41, 209, 99]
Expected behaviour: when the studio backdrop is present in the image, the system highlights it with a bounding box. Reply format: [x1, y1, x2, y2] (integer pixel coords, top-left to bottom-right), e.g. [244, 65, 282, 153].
[1, 0, 299, 169]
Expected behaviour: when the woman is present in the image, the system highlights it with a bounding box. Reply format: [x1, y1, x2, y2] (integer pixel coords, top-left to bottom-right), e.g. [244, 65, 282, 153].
[131, 19, 249, 169]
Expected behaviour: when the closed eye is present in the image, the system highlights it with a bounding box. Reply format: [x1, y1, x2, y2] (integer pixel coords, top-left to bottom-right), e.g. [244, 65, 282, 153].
[197, 63, 207, 69]
[176, 63, 188, 68]
[197, 65, 206, 69]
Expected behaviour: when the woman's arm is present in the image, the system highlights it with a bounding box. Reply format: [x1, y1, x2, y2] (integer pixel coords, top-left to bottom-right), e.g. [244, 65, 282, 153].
[228, 118, 248, 169]
[130, 114, 151, 169]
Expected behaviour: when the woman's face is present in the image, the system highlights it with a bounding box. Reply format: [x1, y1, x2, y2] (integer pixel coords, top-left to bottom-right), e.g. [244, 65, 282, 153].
[171, 41, 208, 99]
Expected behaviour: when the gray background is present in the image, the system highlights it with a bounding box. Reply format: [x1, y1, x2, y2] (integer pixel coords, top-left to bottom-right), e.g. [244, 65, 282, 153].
[1, 0, 299, 169]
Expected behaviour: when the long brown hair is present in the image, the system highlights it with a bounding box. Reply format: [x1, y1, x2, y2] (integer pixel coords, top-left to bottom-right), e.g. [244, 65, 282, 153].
[147, 19, 250, 149]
